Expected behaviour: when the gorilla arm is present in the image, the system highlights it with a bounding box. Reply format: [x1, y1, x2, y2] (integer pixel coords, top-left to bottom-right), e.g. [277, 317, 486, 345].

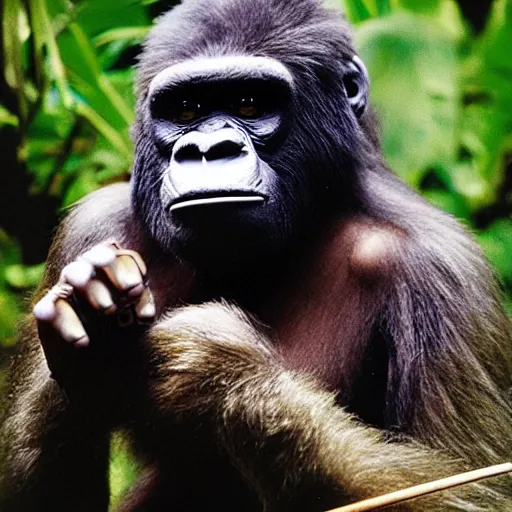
[0, 319, 111, 512]
[0, 184, 166, 512]
[141, 303, 511, 512]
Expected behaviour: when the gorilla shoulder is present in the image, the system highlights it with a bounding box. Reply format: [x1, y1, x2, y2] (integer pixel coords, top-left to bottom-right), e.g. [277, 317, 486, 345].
[49, 183, 139, 267]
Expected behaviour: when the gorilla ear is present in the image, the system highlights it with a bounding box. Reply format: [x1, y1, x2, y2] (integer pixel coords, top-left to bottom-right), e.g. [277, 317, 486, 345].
[343, 55, 369, 117]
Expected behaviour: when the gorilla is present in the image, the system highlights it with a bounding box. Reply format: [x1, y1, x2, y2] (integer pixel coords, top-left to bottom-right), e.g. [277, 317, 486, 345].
[1, 0, 511, 510]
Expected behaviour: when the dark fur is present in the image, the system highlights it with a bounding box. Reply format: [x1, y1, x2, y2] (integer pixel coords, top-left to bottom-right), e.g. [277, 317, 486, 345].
[1, 0, 512, 510]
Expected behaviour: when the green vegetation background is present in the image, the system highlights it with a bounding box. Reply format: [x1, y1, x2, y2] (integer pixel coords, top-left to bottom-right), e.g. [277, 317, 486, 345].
[1, 0, 511, 506]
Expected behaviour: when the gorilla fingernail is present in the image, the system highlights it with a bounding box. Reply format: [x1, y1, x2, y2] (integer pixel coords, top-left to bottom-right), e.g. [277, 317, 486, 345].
[137, 302, 156, 320]
[135, 287, 156, 320]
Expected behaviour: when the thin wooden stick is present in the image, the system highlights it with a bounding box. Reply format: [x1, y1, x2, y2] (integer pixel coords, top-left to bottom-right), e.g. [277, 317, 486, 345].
[327, 462, 512, 512]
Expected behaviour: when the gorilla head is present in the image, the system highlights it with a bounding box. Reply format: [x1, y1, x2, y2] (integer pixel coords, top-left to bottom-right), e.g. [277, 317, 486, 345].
[131, 0, 370, 270]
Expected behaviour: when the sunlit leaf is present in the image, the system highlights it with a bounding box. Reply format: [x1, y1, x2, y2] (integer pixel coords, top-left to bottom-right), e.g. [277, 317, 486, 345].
[3, 0, 29, 122]
[58, 24, 134, 127]
[0, 105, 19, 127]
[28, 0, 73, 107]
[94, 26, 151, 47]
[0, 231, 24, 345]
[5, 263, 45, 289]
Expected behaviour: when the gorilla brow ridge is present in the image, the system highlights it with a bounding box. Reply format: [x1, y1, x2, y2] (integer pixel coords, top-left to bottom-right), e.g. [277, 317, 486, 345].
[148, 55, 295, 98]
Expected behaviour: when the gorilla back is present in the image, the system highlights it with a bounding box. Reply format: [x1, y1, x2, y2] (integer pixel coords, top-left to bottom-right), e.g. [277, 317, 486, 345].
[1, 0, 511, 511]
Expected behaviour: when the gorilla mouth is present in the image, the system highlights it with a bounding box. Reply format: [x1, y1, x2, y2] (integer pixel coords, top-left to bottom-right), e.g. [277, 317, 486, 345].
[169, 191, 266, 212]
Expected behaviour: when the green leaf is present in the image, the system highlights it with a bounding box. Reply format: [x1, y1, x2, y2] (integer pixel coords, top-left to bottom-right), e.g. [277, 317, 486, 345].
[374, 0, 392, 17]
[355, 12, 461, 187]
[94, 26, 151, 47]
[2, 0, 29, 121]
[342, 0, 373, 23]
[28, 0, 73, 107]
[75, 100, 132, 160]
[477, 219, 512, 285]
[0, 231, 25, 345]
[58, 24, 134, 127]
[0, 105, 19, 127]
[62, 168, 101, 206]
[5, 263, 45, 289]
[396, 0, 442, 15]
[435, 160, 494, 211]
[76, 0, 150, 39]
[457, 0, 512, 195]
[0, 290, 23, 346]
[107, 70, 136, 111]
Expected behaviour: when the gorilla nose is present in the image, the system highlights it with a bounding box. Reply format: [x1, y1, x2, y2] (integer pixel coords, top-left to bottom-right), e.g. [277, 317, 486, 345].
[167, 127, 260, 198]
[172, 128, 249, 165]
[175, 139, 245, 163]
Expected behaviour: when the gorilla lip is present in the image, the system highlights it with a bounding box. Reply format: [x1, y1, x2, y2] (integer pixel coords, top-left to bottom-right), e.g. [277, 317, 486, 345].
[169, 192, 266, 212]
[170, 195, 265, 212]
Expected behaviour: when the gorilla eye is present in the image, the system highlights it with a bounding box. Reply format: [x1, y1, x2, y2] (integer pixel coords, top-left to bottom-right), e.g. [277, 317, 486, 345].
[343, 75, 359, 99]
[236, 97, 260, 118]
[343, 56, 369, 117]
[178, 100, 201, 122]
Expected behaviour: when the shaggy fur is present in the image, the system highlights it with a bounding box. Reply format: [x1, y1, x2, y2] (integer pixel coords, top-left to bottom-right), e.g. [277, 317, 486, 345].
[1, 0, 511, 511]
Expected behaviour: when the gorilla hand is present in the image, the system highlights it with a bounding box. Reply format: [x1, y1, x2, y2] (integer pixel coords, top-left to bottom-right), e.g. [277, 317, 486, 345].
[32, 242, 155, 385]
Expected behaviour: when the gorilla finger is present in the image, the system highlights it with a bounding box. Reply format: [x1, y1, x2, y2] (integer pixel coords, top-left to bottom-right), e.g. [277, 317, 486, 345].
[48, 299, 89, 347]
[81, 244, 117, 268]
[83, 279, 117, 314]
[103, 253, 146, 295]
[60, 260, 95, 288]
[135, 286, 156, 322]
[115, 249, 148, 277]
[33, 294, 58, 322]
[33, 283, 75, 322]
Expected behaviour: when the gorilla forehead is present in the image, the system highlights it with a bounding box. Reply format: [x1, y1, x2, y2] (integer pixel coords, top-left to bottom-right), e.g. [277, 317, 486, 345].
[136, 0, 355, 94]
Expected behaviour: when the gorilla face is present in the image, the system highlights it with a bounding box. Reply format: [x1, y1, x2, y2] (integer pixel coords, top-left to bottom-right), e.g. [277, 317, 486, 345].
[131, 13, 370, 270]
[149, 56, 295, 259]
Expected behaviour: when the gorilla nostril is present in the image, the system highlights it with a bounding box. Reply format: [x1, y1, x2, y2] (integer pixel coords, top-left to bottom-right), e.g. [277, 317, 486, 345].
[174, 144, 203, 163]
[205, 140, 244, 161]
[174, 140, 245, 163]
